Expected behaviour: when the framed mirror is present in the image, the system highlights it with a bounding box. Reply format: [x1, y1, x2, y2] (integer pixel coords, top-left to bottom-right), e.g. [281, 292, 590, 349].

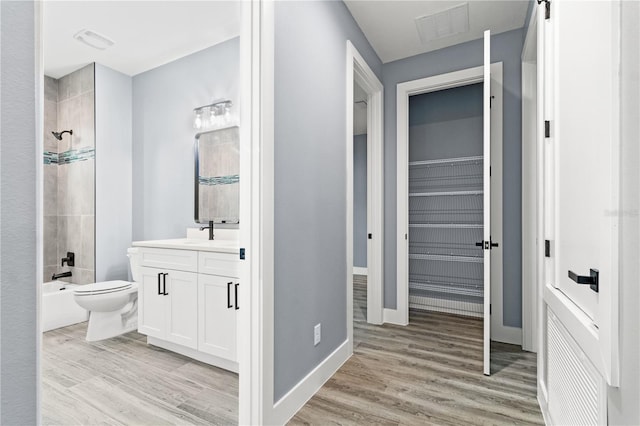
[194, 126, 240, 224]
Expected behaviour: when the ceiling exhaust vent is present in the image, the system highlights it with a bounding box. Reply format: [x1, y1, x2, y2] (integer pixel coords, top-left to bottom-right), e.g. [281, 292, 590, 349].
[73, 29, 115, 51]
[415, 3, 469, 44]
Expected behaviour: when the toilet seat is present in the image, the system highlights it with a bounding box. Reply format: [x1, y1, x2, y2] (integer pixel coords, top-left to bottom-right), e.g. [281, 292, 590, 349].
[74, 280, 133, 296]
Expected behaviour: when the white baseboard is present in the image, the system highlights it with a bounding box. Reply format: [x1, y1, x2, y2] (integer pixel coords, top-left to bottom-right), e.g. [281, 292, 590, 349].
[353, 267, 368, 275]
[491, 324, 523, 346]
[270, 339, 351, 425]
[383, 308, 407, 325]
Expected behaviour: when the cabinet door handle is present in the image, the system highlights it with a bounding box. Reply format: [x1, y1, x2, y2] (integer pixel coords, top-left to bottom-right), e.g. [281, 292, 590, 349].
[157, 273, 162, 295]
[227, 282, 233, 308]
[235, 283, 239, 310]
[162, 273, 169, 295]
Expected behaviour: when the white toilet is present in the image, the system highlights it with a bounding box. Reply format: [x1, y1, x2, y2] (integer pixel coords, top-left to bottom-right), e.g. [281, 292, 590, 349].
[73, 247, 141, 341]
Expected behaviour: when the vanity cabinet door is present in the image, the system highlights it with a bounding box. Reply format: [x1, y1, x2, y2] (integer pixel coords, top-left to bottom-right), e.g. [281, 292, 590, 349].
[139, 267, 167, 339]
[198, 274, 237, 361]
[165, 270, 199, 349]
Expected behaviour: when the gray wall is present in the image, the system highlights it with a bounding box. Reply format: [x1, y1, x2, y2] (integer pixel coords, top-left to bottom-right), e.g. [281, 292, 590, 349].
[95, 64, 133, 281]
[353, 134, 367, 268]
[409, 83, 483, 160]
[382, 28, 525, 328]
[132, 37, 239, 241]
[273, 0, 382, 401]
[0, 1, 38, 423]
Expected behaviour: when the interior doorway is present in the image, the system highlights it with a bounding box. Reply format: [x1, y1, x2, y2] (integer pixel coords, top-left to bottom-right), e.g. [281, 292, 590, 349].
[346, 41, 384, 353]
[396, 57, 506, 374]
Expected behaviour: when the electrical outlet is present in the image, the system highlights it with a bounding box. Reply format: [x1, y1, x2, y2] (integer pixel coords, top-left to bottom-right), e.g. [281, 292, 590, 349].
[314, 323, 321, 346]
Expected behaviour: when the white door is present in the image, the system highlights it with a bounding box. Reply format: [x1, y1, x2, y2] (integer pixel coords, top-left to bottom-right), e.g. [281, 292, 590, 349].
[138, 267, 167, 339]
[546, 0, 617, 329]
[198, 274, 238, 361]
[482, 29, 492, 376]
[165, 270, 199, 349]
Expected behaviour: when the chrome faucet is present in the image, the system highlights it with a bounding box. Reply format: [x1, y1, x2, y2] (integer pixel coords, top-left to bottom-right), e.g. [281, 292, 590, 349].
[199, 221, 215, 240]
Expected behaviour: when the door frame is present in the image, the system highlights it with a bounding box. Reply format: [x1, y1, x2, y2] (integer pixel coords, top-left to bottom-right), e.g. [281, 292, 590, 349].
[346, 41, 385, 337]
[521, 4, 539, 353]
[394, 64, 517, 345]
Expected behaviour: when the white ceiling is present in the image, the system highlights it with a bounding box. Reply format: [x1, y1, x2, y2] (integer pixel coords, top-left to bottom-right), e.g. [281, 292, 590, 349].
[43, 1, 240, 79]
[344, 0, 529, 64]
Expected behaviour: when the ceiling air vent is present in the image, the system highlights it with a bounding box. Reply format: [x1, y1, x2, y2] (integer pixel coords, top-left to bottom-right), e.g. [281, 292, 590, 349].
[415, 3, 469, 44]
[73, 29, 115, 51]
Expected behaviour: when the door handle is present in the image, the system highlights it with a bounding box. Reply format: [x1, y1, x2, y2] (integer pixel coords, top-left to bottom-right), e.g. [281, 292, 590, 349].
[235, 283, 239, 310]
[227, 282, 233, 309]
[162, 273, 169, 295]
[568, 269, 599, 293]
[157, 273, 162, 295]
[475, 241, 484, 247]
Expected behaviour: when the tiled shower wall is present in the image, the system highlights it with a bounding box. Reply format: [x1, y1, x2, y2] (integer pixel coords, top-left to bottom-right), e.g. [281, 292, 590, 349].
[43, 64, 95, 284]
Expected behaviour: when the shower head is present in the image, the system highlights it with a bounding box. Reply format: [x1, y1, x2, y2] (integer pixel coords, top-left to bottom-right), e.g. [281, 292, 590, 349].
[52, 130, 73, 141]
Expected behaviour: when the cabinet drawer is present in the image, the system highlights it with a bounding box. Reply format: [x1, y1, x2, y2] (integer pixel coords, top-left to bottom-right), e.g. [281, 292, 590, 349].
[198, 251, 239, 277]
[140, 248, 198, 272]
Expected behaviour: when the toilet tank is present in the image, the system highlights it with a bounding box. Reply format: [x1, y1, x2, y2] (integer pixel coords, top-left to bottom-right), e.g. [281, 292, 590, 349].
[127, 247, 142, 283]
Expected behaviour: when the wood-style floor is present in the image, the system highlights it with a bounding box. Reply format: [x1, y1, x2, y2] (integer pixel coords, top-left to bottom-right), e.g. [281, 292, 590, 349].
[43, 275, 541, 425]
[290, 275, 543, 425]
[42, 323, 238, 425]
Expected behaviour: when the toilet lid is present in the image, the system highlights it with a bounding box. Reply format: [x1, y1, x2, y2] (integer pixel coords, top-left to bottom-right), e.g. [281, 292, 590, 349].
[74, 280, 132, 295]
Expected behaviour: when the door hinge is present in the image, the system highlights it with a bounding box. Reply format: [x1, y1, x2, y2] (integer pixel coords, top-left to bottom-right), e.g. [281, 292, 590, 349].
[368, 233, 372, 239]
[489, 166, 491, 177]
[405, 233, 408, 240]
[239, 248, 245, 260]
[545, 120, 551, 138]
[537, 0, 551, 19]
[490, 304, 492, 315]
[545, 240, 551, 257]
[489, 95, 494, 108]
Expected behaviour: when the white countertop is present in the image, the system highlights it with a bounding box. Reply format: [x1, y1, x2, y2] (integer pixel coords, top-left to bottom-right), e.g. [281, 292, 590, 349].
[132, 238, 239, 254]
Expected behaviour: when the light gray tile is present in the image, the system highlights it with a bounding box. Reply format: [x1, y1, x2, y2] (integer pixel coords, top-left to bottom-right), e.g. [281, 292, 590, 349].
[79, 215, 94, 270]
[44, 216, 58, 267]
[57, 164, 69, 216]
[43, 165, 57, 216]
[79, 63, 94, 94]
[56, 100, 71, 152]
[74, 91, 95, 150]
[43, 266, 57, 283]
[44, 101, 58, 152]
[66, 96, 82, 149]
[79, 160, 95, 215]
[58, 215, 80, 266]
[44, 76, 58, 102]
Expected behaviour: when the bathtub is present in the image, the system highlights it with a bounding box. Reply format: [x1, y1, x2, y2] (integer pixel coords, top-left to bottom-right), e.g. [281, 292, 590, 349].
[42, 281, 89, 332]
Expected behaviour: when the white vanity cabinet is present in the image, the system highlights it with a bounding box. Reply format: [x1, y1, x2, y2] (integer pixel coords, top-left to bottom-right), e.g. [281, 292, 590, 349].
[134, 241, 239, 373]
[139, 267, 199, 349]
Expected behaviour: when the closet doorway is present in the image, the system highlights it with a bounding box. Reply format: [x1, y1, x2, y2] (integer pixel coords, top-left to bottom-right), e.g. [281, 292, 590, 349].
[396, 34, 508, 374]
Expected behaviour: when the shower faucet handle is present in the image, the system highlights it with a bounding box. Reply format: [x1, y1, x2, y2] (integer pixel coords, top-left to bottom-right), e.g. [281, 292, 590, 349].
[61, 252, 75, 267]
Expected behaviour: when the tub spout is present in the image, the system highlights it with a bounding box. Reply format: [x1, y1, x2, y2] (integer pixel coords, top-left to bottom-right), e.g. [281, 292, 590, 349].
[52, 271, 72, 281]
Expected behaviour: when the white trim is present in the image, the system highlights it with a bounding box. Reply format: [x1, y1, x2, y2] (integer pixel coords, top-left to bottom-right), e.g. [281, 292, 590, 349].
[270, 340, 351, 425]
[346, 41, 385, 334]
[491, 325, 523, 346]
[35, 1, 44, 421]
[353, 267, 368, 276]
[395, 64, 506, 342]
[521, 3, 539, 353]
[383, 308, 406, 325]
[238, 1, 274, 424]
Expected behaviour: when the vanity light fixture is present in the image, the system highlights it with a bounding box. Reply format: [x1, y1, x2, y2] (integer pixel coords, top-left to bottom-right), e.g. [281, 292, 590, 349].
[193, 100, 232, 130]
